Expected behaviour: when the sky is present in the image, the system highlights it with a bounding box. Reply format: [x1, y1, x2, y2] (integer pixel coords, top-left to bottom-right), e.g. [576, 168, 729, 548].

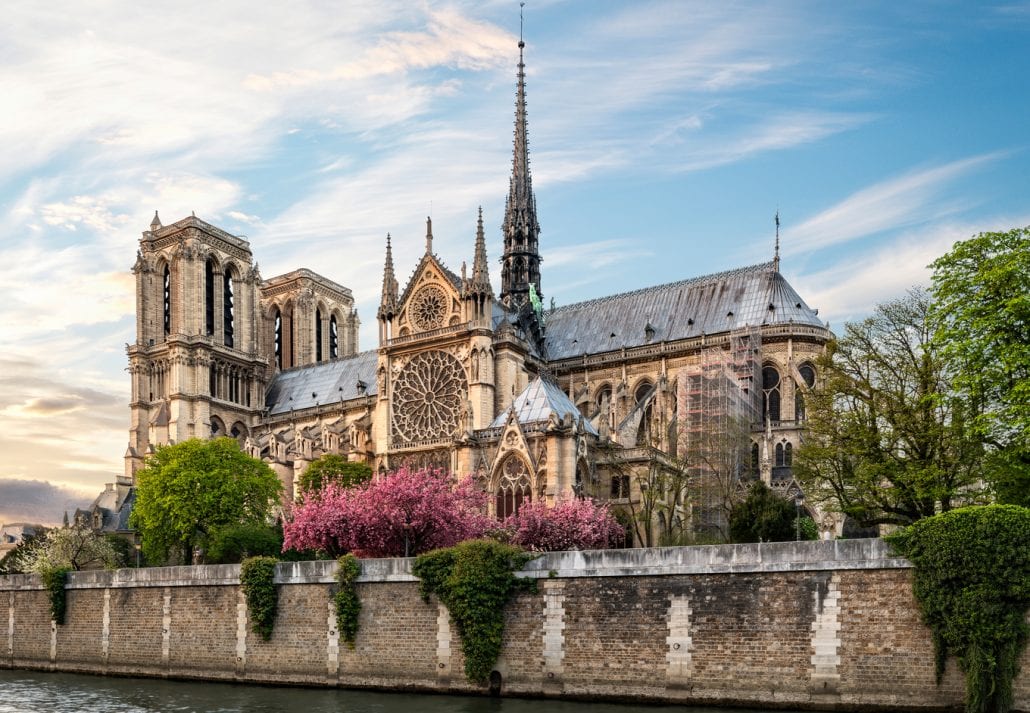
[1, 1, 1028, 525]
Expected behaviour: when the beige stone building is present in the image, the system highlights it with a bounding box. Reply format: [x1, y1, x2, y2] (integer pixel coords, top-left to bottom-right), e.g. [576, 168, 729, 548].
[123, 39, 832, 543]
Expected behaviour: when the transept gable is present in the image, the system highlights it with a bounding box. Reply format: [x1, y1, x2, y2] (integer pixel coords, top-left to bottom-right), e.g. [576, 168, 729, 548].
[396, 255, 463, 336]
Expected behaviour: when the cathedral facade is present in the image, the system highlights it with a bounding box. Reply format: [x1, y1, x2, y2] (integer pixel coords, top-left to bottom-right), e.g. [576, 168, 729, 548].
[123, 39, 833, 542]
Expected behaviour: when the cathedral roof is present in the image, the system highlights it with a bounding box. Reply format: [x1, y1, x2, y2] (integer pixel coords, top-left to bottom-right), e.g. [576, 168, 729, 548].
[265, 350, 378, 415]
[490, 376, 598, 435]
[542, 261, 825, 361]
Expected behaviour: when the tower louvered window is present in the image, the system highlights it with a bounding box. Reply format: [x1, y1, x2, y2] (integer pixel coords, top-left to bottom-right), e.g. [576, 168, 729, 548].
[162, 265, 171, 336]
[274, 309, 283, 370]
[315, 309, 323, 362]
[223, 272, 234, 348]
[204, 260, 215, 335]
[330, 315, 339, 359]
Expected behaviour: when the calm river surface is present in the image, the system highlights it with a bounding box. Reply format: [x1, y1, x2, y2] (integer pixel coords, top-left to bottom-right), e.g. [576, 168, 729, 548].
[0, 669, 806, 713]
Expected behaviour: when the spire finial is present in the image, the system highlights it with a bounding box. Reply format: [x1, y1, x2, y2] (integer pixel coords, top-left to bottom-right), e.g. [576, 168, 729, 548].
[773, 209, 781, 272]
[519, 2, 525, 47]
[425, 216, 433, 254]
[150, 210, 161, 230]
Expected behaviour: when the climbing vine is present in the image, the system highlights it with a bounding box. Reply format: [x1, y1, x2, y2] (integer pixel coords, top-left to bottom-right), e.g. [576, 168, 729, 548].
[40, 566, 71, 625]
[334, 554, 361, 648]
[240, 556, 279, 641]
[887, 505, 1030, 713]
[413, 539, 536, 684]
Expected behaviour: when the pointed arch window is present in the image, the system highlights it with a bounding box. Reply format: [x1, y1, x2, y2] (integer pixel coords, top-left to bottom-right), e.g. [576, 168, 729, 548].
[634, 381, 655, 446]
[762, 365, 781, 424]
[796, 363, 816, 422]
[315, 308, 323, 362]
[204, 260, 215, 335]
[330, 315, 339, 359]
[273, 308, 283, 370]
[496, 454, 531, 520]
[785, 442, 793, 467]
[162, 265, 171, 336]
[775, 443, 785, 467]
[223, 271, 234, 348]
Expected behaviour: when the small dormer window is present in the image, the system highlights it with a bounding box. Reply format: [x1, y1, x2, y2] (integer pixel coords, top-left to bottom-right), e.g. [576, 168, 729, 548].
[644, 322, 655, 343]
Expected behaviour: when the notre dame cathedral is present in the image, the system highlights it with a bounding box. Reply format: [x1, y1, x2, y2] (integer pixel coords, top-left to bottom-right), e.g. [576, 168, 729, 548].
[121, 38, 833, 543]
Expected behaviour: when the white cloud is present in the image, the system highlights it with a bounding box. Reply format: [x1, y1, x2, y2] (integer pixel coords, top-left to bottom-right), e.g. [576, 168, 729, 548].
[794, 215, 1030, 325]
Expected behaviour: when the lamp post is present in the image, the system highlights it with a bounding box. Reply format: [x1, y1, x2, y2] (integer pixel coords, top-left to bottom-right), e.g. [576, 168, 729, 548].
[795, 493, 805, 541]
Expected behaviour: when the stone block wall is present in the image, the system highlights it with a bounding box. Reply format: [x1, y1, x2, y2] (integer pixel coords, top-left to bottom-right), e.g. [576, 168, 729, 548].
[2, 540, 1028, 711]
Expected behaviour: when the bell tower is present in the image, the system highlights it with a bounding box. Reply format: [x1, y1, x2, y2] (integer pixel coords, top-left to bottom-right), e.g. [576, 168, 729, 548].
[125, 212, 268, 477]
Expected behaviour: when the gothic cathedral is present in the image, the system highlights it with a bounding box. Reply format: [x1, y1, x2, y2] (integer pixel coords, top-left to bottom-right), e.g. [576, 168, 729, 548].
[123, 39, 833, 542]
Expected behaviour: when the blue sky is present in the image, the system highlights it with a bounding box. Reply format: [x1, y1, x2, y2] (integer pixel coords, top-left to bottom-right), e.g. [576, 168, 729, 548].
[1, 1, 1028, 524]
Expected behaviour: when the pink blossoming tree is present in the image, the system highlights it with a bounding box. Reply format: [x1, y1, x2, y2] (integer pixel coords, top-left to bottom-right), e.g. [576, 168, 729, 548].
[505, 498, 625, 552]
[283, 467, 492, 558]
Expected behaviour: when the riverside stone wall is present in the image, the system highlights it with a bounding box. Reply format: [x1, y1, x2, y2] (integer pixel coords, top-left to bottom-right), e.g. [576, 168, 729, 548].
[2, 539, 1027, 711]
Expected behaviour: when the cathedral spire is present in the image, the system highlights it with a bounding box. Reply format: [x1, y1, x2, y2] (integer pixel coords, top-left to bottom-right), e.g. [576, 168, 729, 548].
[378, 233, 398, 321]
[500, 19, 542, 312]
[773, 210, 781, 273]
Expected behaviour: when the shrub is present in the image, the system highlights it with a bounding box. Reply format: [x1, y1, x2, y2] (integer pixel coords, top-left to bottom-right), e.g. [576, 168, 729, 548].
[207, 523, 283, 564]
[887, 505, 1030, 713]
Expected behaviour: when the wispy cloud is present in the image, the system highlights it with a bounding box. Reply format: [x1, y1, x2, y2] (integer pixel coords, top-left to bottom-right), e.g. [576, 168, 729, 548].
[786, 153, 1005, 254]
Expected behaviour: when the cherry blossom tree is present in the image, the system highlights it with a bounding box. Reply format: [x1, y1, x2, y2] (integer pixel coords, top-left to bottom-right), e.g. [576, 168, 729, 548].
[283, 467, 491, 558]
[505, 498, 625, 552]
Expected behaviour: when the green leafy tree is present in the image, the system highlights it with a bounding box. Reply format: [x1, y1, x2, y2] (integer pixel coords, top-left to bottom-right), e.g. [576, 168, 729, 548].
[296, 455, 372, 499]
[794, 290, 986, 527]
[205, 522, 283, 564]
[130, 438, 283, 564]
[729, 481, 802, 543]
[930, 226, 1030, 506]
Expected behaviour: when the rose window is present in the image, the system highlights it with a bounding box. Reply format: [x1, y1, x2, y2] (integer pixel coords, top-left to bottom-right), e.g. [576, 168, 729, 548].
[391, 350, 467, 444]
[411, 285, 447, 331]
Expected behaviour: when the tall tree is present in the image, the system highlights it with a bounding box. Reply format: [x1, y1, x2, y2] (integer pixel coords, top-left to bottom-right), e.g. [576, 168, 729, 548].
[930, 226, 1030, 505]
[794, 290, 986, 527]
[130, 438, 283, 564]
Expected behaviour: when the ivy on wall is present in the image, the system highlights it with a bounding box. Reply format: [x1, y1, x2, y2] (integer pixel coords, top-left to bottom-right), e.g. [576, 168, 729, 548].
[887, 505, 1030, 713]
[413, 540, 536, 684]
[334, 554, 361, 648]
[41, 566, 71, 625]
[239, 556, 279, 641]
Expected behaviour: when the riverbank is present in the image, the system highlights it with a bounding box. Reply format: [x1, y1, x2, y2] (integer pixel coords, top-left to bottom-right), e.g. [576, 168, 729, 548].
[3, 539, 1028, 711]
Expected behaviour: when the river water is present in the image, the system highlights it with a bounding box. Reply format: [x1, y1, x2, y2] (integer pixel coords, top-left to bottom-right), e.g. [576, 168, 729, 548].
[0, 669, 805, 713]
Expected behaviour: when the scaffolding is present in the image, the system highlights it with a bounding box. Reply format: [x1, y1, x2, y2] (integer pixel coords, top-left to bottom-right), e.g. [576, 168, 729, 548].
[677, 328, 760, 535]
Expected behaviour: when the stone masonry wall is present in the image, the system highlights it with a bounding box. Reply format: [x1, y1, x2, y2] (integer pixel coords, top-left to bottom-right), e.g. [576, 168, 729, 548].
[2, 540, 1028, 711]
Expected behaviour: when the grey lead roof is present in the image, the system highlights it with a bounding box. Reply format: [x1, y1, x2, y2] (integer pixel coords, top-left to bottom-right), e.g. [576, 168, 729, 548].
[490, 377, 599, 436]
[542, 261, 824, 361]
[265, 350, 378, 415]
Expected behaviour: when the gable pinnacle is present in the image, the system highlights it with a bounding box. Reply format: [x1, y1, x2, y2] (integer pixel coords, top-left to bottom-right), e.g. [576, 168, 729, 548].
[471, 206, 492, 293]
[425, 216, 433, 254]
[378, 233, 398, 320]
[150, 210, 162, 230]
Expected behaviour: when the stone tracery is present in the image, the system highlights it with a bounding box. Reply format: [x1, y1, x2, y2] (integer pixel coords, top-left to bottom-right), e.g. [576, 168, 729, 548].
[391, 349, 468, 444]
